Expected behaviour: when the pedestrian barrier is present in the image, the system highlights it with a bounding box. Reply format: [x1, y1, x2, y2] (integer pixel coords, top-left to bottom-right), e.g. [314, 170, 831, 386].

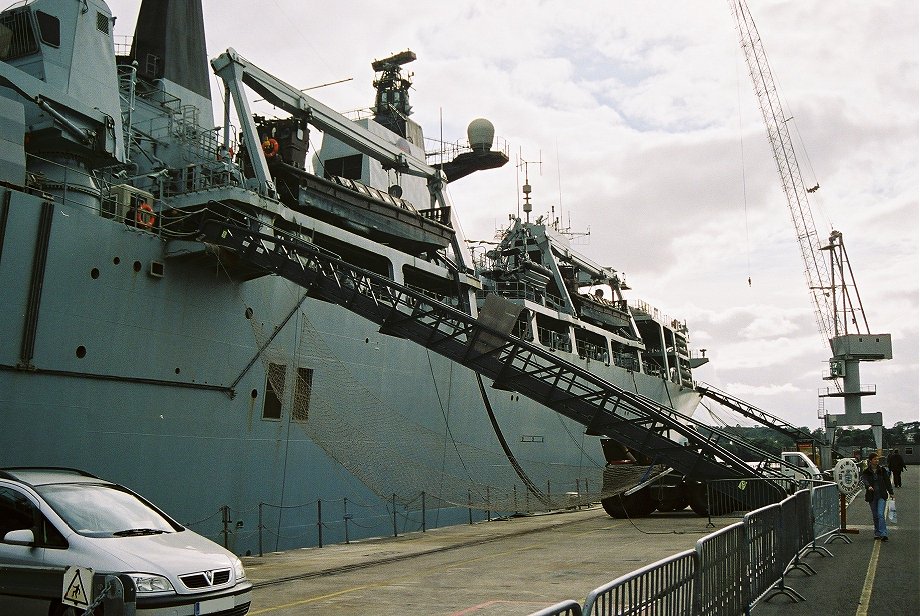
[529, 599, 582, 616]
[581, 549, 696, 615]
[695, 522, 745, 616]
[528, 484, 840, 616]
[806, 482, 849, 550]
[702, 477, 793, 523]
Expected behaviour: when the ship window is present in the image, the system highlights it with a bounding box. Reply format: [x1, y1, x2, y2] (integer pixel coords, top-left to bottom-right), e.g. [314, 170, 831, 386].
[291, 367, 313, 422]
[0, 9, 39, 60]
[403, 265, 456, 303]
[262, 362, 286, 420]
[96, 11, 109, 34]
[323, 154, 362, 181]
[35, 11, 59, 47]
[311, 232, 392, 278]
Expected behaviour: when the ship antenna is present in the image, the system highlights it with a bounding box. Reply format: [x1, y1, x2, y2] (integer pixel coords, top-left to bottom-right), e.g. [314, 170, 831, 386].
[517, 152, 542, 224]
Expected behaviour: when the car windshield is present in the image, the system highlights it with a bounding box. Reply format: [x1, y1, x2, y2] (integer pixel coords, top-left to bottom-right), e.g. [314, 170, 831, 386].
[36, 483, 179, 537]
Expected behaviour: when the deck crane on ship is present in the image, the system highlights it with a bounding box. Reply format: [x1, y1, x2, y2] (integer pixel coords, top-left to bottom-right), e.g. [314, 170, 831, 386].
[728, 0, 892, 460]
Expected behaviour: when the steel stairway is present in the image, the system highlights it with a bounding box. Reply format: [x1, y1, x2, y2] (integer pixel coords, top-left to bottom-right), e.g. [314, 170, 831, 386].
[199, 219, 776, 487]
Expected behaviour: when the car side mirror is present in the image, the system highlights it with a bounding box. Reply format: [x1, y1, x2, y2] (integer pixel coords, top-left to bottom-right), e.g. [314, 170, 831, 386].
[2, 529, 36, 546]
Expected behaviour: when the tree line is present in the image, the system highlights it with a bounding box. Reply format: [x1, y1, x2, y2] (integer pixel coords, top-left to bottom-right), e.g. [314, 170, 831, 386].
[712, 420, 918, 461]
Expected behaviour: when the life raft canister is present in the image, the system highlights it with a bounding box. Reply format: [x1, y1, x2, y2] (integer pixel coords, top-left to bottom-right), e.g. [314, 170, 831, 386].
[135, 202, 155, 229]
[261, 137, 279, 158]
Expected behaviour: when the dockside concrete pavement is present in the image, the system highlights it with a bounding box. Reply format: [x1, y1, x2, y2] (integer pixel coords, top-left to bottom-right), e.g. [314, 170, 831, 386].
[242, 471, 918, 614]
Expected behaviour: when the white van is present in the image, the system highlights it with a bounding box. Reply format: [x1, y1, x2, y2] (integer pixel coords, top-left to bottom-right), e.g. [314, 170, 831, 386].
[0, 468, 251, 615]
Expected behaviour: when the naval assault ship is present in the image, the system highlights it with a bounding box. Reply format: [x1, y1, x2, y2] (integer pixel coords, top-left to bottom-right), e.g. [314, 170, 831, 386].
[0, 0, 707, 554]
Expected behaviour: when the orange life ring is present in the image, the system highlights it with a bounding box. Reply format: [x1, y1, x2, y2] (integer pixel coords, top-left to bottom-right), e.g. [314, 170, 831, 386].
[135, 202, 155, 229]
[261, 137, 279, 158]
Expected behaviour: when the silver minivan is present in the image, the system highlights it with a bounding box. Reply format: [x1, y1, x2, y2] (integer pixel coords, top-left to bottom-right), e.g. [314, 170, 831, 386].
[0, 468, 251, 615]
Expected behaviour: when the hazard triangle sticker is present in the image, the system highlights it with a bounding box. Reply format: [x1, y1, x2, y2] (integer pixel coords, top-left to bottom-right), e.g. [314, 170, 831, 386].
[62, 566, 93, 608]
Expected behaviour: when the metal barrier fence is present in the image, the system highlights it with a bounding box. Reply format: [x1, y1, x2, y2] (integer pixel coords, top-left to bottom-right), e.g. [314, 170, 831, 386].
[581, 550, 697, 616]
[744, 502, 786, 605]
[695, 522, 745, 616]
[806, 482, 849, 552]
[530, 600, 583, 616]
[702, 477, 794, 523]
[530, 484, 841, 616]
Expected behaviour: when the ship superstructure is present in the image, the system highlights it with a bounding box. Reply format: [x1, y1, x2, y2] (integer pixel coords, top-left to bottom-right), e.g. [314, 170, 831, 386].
[0, 0, 708, 556]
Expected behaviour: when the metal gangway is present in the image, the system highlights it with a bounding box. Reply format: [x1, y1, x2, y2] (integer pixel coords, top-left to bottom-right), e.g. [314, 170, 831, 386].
[697, 382, 840, 463]
[198, 219, 783, 498]
[697, 382, 818, 443]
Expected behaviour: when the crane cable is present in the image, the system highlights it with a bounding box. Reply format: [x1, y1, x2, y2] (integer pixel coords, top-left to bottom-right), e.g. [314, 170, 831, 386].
[735, 48, 753, 287]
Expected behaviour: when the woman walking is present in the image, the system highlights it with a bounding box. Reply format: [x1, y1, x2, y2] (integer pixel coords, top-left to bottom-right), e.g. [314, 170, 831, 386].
[860, 452, 895, 541]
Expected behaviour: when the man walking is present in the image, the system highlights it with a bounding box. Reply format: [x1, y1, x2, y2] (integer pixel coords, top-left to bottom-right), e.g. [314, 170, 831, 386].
[861, 452, 895, 541]
[888, 449, 906, 488]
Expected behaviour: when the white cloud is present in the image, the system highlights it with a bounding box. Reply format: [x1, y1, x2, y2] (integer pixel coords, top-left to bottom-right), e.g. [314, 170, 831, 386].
[103, 0, 918, 429]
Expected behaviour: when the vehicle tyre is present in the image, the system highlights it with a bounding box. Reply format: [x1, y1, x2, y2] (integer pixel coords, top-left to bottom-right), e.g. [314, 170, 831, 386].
[688, 481, 735, 516]
[656, 484, 689, 512]
[601, 488, 656, 518]
[688, 481, 711, 516]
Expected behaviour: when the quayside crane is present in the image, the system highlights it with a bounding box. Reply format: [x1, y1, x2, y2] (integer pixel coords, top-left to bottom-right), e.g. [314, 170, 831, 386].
[728, 0, 892, 457]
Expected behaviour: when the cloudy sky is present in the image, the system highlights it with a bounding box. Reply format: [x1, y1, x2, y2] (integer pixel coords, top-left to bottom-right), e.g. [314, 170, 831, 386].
[108, 1, 918, 431]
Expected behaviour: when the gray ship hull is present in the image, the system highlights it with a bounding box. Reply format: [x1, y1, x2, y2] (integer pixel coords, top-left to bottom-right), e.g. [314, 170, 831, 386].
[0, 185, 699, 554]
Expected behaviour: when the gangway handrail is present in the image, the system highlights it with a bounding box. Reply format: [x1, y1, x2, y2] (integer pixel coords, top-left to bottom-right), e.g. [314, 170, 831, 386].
[199, 219, 777, 483]
[696, 382, 843, 461]
[697, 382, 814, 442]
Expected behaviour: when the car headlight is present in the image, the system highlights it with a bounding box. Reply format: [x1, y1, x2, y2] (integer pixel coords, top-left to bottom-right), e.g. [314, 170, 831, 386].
[233, 557, 246, 580]
[129, 573, 175, 593]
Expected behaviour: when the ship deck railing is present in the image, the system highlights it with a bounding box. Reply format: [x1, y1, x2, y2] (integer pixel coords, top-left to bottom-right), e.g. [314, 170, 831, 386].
[423, 135, 511, 167]
[19, 153, 247, 240]
[476, 282, 567, 313]
[575, 339, 609, 364]
[630, 299, 687, 334]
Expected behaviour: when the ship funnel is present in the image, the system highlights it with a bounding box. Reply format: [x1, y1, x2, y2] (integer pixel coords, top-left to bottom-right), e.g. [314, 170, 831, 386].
[130, 0, 210, 101]
[467, 118, 495, 153]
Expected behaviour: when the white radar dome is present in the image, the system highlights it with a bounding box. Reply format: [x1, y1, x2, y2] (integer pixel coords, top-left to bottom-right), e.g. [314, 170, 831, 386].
[467, 118, 495, 152]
